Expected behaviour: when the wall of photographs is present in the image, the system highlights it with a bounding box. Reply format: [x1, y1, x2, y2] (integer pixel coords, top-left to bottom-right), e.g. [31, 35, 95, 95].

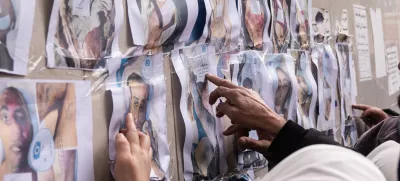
[0, 0, 400, 180]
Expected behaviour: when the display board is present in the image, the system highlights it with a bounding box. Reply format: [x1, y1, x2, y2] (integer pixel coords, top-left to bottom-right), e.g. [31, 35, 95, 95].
[1, 0, 400, 180]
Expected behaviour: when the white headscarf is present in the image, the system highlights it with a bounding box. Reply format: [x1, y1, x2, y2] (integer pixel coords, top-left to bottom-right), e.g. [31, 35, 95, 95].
[367, 141, 400, 181]
[261, 145, 387, 181]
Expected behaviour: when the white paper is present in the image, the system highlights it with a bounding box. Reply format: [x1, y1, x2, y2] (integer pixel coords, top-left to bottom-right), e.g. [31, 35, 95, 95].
[370, 8, 387, 78]
[386, 46, 400, 96]
[47, 0, 123, 70]
[0, 0, 35, 75]
[106, 54, 170, 180]
[353, 5, 372, 81]
[338, 9, 349, 35]
[290, 0, 311, 50]
[0, 80, 94, 181]
[311, 8, 331, 44]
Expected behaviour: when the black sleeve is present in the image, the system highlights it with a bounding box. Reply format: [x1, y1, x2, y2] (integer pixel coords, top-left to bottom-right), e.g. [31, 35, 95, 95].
[266, 120, 342, 169]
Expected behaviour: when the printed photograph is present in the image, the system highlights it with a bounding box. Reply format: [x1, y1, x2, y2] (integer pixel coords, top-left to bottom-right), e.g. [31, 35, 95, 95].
[0, 81, 87, 181]
[107, 54, 168, 180]
[291, 50, 317, 129]
[336, 44, 352, 122]
[182, 48, 220, 180]
[311, 8, 330, 44]
[240, 0, 269, 49]
[208, 0, 231, 51]
[290, 0, 310, 50]
[0, 0, 34, 75]
[50, 0, 117, 69]
[271, 0, 290, 53]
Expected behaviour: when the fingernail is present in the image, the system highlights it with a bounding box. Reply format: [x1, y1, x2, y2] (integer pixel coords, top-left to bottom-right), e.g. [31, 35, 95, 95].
[116, 133, 123, 140]
[128, 113, 134, 121]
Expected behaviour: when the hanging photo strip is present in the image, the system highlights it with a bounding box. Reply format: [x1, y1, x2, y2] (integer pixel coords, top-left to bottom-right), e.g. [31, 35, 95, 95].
[311, 8, 331, 45]
[47, 0, 124, 70]
[0, 80, 94, 181]
[239, 0, 272, 50]
[311, 45, 338, 140]
[106, 54, 170, 180]
[172, 45, 228, 181]
[264, 53, 298, 121]
[289, 50, 317, 129]
[336, 43, 357, 147]
[290, 0, 311, 50]
[0, 0, 35, 75]
[270, 0, 292, 53]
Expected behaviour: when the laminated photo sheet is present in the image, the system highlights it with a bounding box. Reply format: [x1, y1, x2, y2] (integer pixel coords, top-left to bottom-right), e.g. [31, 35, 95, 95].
[264, 54, 298, 121]
[289, 50, 317, 129]
[290, 0, 311, 50]
[311, 45, 338, 140]
[47, 0, 124, 70]
[310, 8, 331, 45]
[270, 0, 292, 53]
[229, 51, 272, 169]
[106, 54, 169, 180]
[127, 0, 214, 55]
[0, 80, 94, 181]
[336, 43, 357, 147]
[172, 45, 228, 180]
[208, 0, 241, 53]
[238, 0, 272, 50]
[0, 0, 35, 75]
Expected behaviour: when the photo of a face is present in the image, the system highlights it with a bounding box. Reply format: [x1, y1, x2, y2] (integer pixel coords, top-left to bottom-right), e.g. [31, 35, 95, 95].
[271, 0, 290, 53]
[0, 82, 81, 181]
[0, 87, 33, 179]
[52, 0, 116, 69]
[241, 0, 267, 49]
[0, 0, 17, 71]
[291, 0, 310, 50]
[125, 72, 165, 179]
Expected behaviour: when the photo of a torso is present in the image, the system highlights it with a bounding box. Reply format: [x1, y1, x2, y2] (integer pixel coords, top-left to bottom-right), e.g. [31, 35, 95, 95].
[271, 0, 290, 53]
[48, 0, 118, 70]
[106, 54, 169, 180]
[291, 50, 317, 129]
[290, 0, 310, 50]
[240, 0, 271, 49]
[0, 0, 35, 75]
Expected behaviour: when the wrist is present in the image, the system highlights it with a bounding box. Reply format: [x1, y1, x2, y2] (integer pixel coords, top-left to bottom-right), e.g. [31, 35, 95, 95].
[265, 115, 287, 135]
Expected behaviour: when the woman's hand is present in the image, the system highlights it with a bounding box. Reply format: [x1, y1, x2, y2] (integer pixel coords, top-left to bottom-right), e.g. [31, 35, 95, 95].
[115, 113, 152, 181]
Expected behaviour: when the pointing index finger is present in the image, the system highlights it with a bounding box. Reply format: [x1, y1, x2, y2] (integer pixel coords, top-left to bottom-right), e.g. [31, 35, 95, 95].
[352, 104, 371, 111]
[206, 74, 237, 88]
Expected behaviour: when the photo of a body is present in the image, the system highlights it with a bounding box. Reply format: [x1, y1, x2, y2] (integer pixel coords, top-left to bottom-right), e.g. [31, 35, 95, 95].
[337, 44, 352, 121]
[52, 0, 116, 69]
[271, 0, 290, 53]
[292, 50, 316, 128]
[272, 61, 293, 119]
[291, 0, 310, 50]
[181, 48, 220, 180]
[241, 0, 267, 49]
[208, 0, 233, 51]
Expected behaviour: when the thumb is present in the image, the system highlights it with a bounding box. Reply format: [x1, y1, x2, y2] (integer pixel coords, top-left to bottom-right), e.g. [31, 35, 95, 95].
[116, 133, 131, 160]
[238, 136, 270, 154]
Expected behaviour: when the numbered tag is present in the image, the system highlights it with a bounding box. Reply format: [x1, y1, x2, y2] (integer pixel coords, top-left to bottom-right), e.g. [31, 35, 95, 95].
[251, 0, 261, 15]
[28, 129, 55, 172]
[142, 57, 153, 80]
[72, 0, 91, 17]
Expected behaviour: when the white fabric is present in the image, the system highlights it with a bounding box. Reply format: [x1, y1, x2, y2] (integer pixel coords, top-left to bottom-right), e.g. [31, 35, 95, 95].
[367, 141, 400, 181]
[260, 145, 387, 181]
